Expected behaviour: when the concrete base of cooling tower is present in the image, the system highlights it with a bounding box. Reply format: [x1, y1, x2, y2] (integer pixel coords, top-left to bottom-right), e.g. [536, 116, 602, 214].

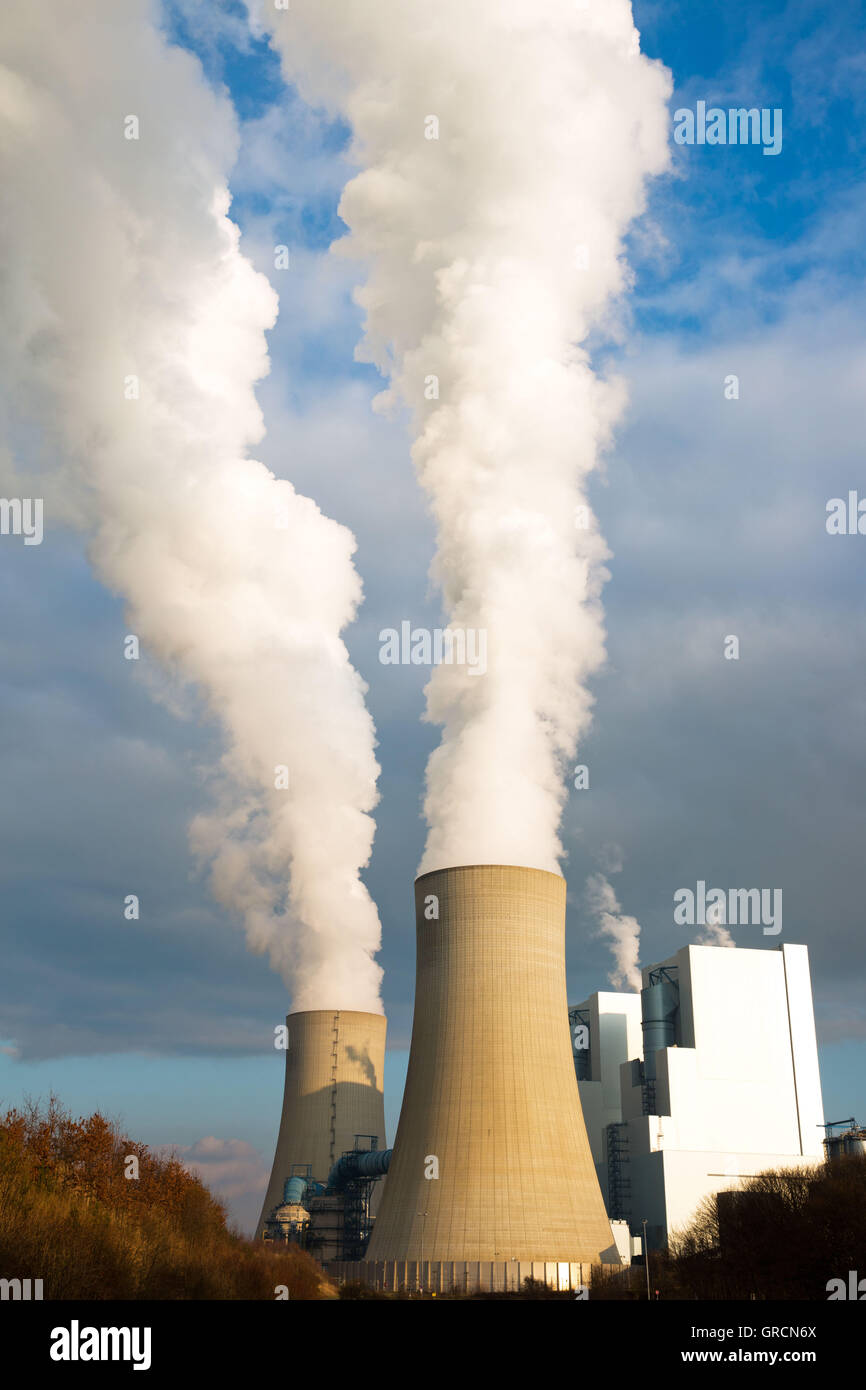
[329, 1258, 601, 1294]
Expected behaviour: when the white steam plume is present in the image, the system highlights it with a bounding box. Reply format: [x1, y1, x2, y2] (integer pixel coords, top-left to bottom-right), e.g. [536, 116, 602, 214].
[586, 874, 642, 991]
[697, 903, 736, 949]
[0, 2, 382, 1011]
[260, 0, 672, 873]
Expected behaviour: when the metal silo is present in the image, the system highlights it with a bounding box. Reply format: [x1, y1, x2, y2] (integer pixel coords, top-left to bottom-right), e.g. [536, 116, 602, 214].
[824, 1118, 866, 1161]
[640, 967, 680, 1080]
[843, 1130, 866, 1158]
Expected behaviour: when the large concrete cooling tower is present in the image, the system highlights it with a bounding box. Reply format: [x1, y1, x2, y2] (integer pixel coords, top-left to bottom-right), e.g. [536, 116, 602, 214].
[359, 865, 615, 1292]
[256, 1009, 387, 1238]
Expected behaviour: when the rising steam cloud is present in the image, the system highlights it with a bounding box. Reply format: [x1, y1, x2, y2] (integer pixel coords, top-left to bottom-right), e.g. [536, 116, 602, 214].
[586, 874, 643, 991]
[698, 903, 736, 949]
[260, 0, 672, 873]
[0, 3, 383, 1011]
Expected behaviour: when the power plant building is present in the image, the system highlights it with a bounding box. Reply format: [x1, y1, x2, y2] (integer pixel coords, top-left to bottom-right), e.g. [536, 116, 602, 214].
[573, 942, 825, 1250]
[570, 989, 642, 1207]
[256, 891, 828, 1289]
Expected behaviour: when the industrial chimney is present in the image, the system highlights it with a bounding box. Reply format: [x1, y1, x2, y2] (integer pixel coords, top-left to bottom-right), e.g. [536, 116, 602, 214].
[358, 865, 615, 1292]
[256, 1009, 387, 1239]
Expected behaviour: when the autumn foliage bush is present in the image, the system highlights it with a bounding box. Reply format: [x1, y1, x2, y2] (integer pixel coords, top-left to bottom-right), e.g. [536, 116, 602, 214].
[0, 1097, 330, 1299]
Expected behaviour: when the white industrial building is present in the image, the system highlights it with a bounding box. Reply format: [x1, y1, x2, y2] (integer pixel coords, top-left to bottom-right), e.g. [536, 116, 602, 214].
[572, 942, 825, 1250]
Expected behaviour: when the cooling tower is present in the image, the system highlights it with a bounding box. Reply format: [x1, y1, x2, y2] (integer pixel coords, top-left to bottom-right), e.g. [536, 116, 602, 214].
[360, 865, 615, 1291]
[256, 1009, 387, 1238]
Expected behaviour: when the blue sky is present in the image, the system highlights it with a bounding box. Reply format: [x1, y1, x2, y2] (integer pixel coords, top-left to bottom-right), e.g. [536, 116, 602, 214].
[1, 0, 865, 1232]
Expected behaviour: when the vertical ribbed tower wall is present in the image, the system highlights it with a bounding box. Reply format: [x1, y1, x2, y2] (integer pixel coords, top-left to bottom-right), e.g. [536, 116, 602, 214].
[256, 1009, 387, 1238]
[362, 865, 614, 1286]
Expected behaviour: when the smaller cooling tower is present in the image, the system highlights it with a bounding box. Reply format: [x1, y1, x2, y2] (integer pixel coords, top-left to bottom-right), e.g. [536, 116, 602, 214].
[256, 1009, 387, 1239]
